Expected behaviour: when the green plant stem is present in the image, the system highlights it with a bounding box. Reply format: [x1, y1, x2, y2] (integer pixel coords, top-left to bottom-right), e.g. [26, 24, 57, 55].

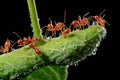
[27, 0, 45, 44]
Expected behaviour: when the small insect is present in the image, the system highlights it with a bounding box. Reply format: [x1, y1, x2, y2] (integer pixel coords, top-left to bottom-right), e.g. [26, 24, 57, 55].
[52, 11, 67, 37]
[90, 9, 110, 27]
[70, 19, 81, 30]
[70, 12, 89, 30]
[42, 11, 67, 37]
[13, 32, 38, 46]
[29, 43, 41, 55]
[78, 12, 90, 29]
[42, 18, 54, 37]
[13, 32, 40, 54]
[0, 39, 12, 53]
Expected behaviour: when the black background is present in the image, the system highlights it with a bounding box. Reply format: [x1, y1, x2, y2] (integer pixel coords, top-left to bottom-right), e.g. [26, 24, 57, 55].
[0, 0, 117, 80]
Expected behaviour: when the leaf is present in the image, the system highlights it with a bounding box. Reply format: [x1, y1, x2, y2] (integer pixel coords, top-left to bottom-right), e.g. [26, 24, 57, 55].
[0, 25, 106, 79]
[25, 65, 68, 80]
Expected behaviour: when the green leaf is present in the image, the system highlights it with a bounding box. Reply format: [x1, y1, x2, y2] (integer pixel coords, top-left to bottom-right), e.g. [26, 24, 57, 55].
[25, 65, 68, 80]
[0, 25, 106, 79]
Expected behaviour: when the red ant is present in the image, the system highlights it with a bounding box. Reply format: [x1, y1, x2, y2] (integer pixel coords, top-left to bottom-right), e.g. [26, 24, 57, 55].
[0, 39, 12, 54]
[70, 12, 90, 30]
[13, 32, 40, 55]
[90, 9, 110, 27]
[42, 18, 54, 37]
[13, 32, 38, 46]
[42, 11, 67, 37]
[79, 12, 90, 28]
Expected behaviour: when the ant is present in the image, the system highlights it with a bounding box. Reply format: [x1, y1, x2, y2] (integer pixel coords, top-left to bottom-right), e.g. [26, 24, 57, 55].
[13, 32, 38, 46]
[79, 12, 90, 28]
[42, 11, 67, 37]
[0, 39, 12, 54]
[42, 18, 54, 37]
[70, 12, 90, 30]
[90, 9, 110, 27]
[13, 32, 40, 55]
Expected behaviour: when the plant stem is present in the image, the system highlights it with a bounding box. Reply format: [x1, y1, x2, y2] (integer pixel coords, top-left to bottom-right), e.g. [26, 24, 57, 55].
[27, 0, 45, 44]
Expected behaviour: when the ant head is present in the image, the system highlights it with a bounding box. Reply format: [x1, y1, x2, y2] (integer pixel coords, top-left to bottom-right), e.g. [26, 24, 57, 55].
[94, 16, 99, 19]
[17, 39, 23, 45]
[32, 37, 39, 42]
[48, 23, 54, 29]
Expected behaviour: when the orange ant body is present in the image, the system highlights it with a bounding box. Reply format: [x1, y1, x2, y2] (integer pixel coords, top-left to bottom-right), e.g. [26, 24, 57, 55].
[94, 16, 106, 26]
[91, 9, 110, 27]
[17, 37, 38, 46]
[62, 28, 71, 36]
[13, 32, 40, 55]
[42, 18, 55, 37]
[13, 32, 38, 46]
[0, 39, 11, 53]
[42, 11, 67, 37]
[70, 20, 81, 30]
[70, 12, 89, 30]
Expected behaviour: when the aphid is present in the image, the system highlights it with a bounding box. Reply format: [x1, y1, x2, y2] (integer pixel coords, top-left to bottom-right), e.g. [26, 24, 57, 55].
[29, 43, 41, 55]
[0, 39, 12, 53]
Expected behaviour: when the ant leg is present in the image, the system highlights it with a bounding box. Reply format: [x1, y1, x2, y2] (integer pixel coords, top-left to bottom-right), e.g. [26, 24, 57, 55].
[0, 46, 4, 54]
[51, 32, 56, 38]
[45, 29, 49, 37]
[105, 20, 110, 26]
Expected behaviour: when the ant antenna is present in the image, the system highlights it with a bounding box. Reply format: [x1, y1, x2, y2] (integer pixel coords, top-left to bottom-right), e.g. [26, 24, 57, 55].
[48, 17, 52, 24]
[99, 9, 106, 17]
[13, 32, 22, 39]
[83, 12, 90, 18]
[64, 10, 66, 23]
